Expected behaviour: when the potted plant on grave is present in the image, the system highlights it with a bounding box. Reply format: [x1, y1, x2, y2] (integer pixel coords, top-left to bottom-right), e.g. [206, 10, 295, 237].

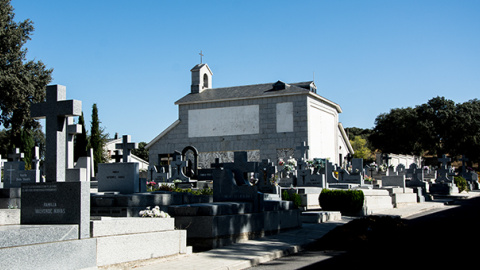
[364, 175, 374, 184]
[146, 181, 157, 192]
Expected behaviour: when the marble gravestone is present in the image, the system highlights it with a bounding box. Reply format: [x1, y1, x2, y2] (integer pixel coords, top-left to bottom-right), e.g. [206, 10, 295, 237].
[97, 135, 145, 194]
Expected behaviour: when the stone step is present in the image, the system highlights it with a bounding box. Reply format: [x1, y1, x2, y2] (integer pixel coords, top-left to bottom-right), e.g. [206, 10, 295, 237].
[301, 211, 341, 223]
[0, 224, 79, 248]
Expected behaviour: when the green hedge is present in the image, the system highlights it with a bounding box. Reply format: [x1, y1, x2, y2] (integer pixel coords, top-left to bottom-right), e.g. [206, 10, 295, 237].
[282, 190, 302, 208]
[319, 189, 364, 215]
[454, 176, 469, 193]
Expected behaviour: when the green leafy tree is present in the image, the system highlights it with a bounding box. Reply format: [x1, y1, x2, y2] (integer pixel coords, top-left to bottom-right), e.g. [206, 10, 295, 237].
[448, 99, 480, 162]
[132, 141, 149, 162]
[370, 96, 480, 164]
[89, 104, 108, 173]
[415, 96, 456, 156]
[0, 0, 53, 146]
[370, 107, 423, 155]
[350, 136, 374, 162]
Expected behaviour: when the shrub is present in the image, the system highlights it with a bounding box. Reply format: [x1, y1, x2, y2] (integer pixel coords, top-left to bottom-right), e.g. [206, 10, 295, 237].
[319, 189, 364, 215]
[282, 189, 302, 208]
[454, 176, 469, 193]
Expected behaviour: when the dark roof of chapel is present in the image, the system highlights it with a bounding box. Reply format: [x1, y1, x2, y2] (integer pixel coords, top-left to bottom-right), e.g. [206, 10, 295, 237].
[176, 81, 337, 109]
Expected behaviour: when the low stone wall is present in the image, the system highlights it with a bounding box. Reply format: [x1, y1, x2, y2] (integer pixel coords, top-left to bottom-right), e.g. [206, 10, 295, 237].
[169, 201, 301, 251]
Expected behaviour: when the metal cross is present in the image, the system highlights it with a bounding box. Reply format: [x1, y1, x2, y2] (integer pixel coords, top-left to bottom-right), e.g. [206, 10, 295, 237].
[199, 50, 204, 64]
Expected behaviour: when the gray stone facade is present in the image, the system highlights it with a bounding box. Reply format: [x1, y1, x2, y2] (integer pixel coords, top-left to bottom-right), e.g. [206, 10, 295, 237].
[146, 64, 351, 169]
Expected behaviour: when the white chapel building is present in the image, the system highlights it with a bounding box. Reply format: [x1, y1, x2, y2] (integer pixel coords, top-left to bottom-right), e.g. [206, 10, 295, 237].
[146, 63, 353, 169]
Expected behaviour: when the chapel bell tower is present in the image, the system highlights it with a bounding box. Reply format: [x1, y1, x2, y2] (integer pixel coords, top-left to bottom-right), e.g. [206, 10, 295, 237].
[191, 63, 213, 94]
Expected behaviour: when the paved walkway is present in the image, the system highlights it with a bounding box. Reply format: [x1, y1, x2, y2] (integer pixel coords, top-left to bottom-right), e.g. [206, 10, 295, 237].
[112, 191, 480, 270]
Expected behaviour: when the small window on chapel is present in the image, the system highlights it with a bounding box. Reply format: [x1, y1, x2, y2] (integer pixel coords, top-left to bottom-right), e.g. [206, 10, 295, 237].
[203, 73, 209, 89]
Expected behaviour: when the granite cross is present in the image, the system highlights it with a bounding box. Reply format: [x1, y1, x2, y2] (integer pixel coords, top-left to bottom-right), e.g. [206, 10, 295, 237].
[171, 152, 189, 181]
[438, 154, 451, 170]
[8, 148, 24, 161]
[222, 152, 257, 186]
[258, 159, 276, 188]
[115, 135, 138, 162]
[111, 150, 123, 163]
[460, 155, 469, 173]
[31, 85, 82, 182]
[296, 141, 309, 160]
[32, 146, 41, 171]
[381, 153, 392, 166]
[66, 117, 82, 169]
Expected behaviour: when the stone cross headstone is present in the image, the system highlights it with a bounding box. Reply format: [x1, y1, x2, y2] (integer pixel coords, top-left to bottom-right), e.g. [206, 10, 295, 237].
[211, 154, 263, 212]
[66, 117, 82, 169]
[115, 135, 138, 163]
[436, 155, 455, 183]
[396, 164, 406, 175]
[381, 153, 392, 166]
[256, 159, 277, 194]
[438, 154, 451, 170]
[296, 141, 309, 160]
[460, 155, 469, 174]
[222, 151, 257, 186]
[111, 150, 123, 163]
[8, 148, 24, 161]
[23, 85, 90, 239]
[31, 85, 82, 182]
[169, 151, 190, 182]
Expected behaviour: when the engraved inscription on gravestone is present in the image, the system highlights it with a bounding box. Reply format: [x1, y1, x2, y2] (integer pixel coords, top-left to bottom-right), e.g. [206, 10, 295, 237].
[21, 182, 90, 239]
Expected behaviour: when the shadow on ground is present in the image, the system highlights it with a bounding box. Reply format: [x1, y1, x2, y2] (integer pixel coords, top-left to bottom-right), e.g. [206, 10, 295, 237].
[299, 196, 480, 268]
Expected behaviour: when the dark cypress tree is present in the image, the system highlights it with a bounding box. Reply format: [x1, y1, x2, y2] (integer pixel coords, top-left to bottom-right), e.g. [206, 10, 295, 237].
[89, 104, 108, 173]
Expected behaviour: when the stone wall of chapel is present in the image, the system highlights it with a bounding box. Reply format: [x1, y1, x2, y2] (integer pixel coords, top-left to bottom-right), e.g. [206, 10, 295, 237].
[148, 94, 328, 168]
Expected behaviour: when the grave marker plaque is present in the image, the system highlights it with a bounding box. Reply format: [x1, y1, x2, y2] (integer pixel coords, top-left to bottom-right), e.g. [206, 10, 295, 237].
[21, 182, 90, 239]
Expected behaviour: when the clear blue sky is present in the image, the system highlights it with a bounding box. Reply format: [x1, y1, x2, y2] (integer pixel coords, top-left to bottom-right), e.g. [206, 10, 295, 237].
[9, 0, 480, 144]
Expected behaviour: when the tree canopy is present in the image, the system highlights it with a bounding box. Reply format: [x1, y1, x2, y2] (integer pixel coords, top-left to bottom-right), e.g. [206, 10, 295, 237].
[369, 96, 480, 163]
[0, 0, 52, 138]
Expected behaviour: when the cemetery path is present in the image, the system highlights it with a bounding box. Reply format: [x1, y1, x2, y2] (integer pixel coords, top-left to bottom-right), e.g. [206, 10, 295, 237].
[129, 191, 480, 270]
[249, 191, 480, 269]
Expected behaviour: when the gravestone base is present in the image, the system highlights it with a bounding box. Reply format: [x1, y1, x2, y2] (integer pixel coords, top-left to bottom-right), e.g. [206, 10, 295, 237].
[168, 201, 301, 251]
[0, 225, 97, 270]
[385, 187, 418, 208]
[301, 211, 342, 223]
[362, 188, 395, 215]
[90, 192, 213, 217]
[91, 217, 190, 267]
[0, 209, 20, 225]
[0, 188, 21, 209]
[429, 182, 459, 195]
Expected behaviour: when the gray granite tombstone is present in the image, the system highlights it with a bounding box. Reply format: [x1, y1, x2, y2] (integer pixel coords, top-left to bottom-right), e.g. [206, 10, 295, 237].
[256, 159, 278, 194]
[97, 162, 144, 194]
[21, 181, 90, 239]
[169, 151, 190, 182]
[116, 135, 138, 163]
[31, 85, 82, 182]
[212, 153, 263, 212]
[3, 148, 40, 188]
